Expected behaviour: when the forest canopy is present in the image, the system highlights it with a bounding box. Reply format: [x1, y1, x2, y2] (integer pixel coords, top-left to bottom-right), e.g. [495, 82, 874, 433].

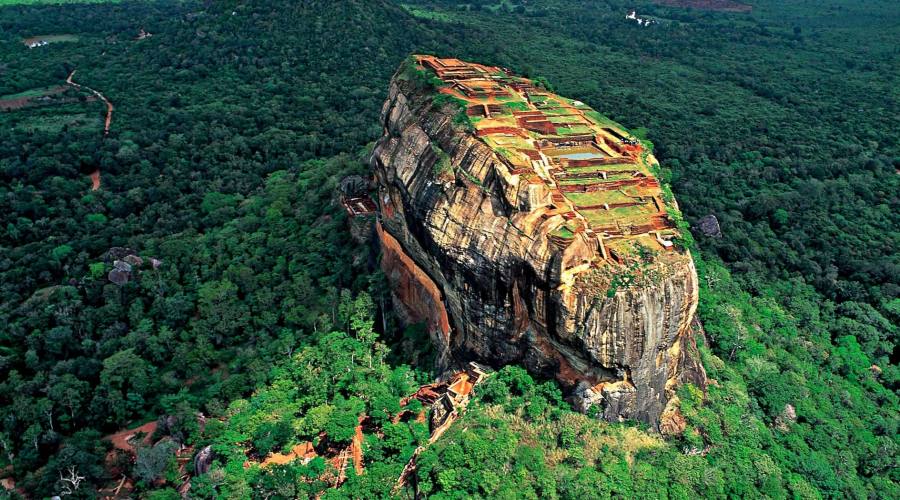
[0, 0, 896, 498]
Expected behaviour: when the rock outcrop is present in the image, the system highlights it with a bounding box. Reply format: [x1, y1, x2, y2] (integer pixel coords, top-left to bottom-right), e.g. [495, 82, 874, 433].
[697, 214, 722, 237]
[371, 56, 706, 429]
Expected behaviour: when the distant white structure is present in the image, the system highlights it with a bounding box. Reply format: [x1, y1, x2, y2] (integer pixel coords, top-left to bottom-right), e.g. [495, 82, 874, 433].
[27, 40, 49, 48]
[626, 11, 657, 27]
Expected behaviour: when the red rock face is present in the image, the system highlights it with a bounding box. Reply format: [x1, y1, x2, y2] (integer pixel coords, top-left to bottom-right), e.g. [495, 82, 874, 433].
[377, 222, 450, 344]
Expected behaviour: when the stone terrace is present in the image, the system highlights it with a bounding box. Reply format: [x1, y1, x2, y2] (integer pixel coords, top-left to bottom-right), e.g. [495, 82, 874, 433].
[416, 55, 679, 264]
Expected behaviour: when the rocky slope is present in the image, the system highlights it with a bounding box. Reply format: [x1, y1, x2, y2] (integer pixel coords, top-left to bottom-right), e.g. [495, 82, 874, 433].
[371, 57, 707, 430]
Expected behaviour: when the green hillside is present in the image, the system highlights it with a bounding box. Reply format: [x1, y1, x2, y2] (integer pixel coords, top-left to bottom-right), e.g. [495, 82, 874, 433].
[0, 0, 896, 498]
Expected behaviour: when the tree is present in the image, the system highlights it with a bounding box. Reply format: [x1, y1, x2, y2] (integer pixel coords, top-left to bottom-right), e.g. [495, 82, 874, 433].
[49, 244, 74, 268]
[324, 404, 360, 446]
[252, 419, 293, 456]
[57, 465, 85, 497]
[135, 440, 179, 485]
[196, 279, 250, 343]
[94, 349, 155, 425]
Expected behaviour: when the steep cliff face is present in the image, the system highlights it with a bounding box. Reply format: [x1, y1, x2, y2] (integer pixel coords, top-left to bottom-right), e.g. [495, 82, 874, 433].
[371, 56, 706, 429]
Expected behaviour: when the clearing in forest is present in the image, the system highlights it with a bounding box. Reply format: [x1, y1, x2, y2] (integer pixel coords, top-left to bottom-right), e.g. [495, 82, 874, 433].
[0, 85, 68, 110]
[104, 421, 157, 453]
[21, 34, 79, 46]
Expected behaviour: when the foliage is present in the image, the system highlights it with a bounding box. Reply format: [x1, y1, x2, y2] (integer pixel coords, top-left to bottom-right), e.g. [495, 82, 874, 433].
[134, 439, 179, 485]
[431, 141, 453, 176]
[193, 310, 426, 498]
[0, 0, 896, 497]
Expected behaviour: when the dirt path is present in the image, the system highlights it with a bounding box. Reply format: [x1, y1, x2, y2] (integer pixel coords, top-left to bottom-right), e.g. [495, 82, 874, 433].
[105, 421, 157, 453]
[67, 70, 113, 190]
[351, 424, 364, 475]
[90, 170, 101, 191]
[67, 70, 113, 135]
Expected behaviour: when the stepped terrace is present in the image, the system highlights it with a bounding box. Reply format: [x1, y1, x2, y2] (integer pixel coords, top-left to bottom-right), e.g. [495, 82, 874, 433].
[416, 55, 680, 264]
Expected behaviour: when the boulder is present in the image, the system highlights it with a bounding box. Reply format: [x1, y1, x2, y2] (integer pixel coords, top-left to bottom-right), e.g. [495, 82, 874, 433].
[774, 403, 797, 431]
[697, 214, 722, 237]
[340, 175, 370, 197]
[194, 445, 214, 476]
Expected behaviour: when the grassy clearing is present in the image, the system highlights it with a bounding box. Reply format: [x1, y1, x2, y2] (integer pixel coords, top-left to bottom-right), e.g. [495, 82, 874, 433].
[541, 106, 570, 115]
[0, 86, 65, 100]
[484, 135, 532, 152]
[551, 225, 575, 239]
[12, 113, 96, 132]
[494, 146, 522, 163]
[475, 405, 664, 470]
[558, 176, 607, 186]
[584, 110, 621, 128]
[502, 101, 529, 112]
[565, 190, 632, 206]
[619, 185, 650, 198]
[400, 4, 456, 22]
[605, 172, 638, 181]
[561, 165, 608, 175]
[555, 125, 593, 135]
[608, 203, 656, 218]
[579, 203, 658, 226]
[22, 34, 79, 44]
[548, 115, 582, 124]
[578, 208, 615, 227]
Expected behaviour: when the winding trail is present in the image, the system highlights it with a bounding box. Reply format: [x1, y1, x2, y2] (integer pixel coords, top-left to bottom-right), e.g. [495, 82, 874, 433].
[66, 70, 113, 191]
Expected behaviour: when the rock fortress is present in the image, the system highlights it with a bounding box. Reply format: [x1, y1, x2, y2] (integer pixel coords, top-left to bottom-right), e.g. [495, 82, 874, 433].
[371, 55, 707, 431]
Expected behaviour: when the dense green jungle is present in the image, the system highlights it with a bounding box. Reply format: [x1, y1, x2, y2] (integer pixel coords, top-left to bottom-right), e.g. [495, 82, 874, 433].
[0, 0, 896, 498]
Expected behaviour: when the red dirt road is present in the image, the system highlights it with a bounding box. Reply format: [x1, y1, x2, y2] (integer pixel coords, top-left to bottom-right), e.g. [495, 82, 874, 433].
[67, 70, 113, 190]
[90, 170, 101, 191]
[66, 70, 113, 136]
[351, 424, 364, 475]
[105, 421, 157, 452]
